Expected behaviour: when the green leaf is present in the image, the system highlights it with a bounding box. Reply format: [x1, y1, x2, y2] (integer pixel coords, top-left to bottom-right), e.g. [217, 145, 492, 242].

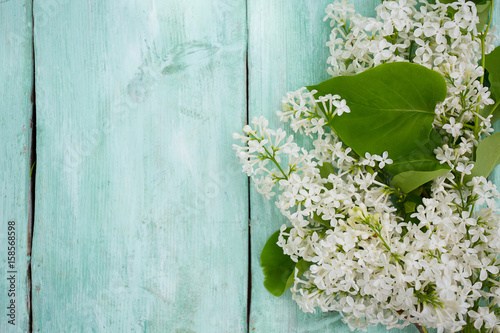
[482, 46, 500, 124]
[467, 133, 500, 181]
[388, 158, 450, 194]
[439, 0, 485, 3]
[285, 259, 312, 292]
[439, 0, 489, 21]
[404, 200, 417, 214]
[308, 62, 448, 191]
[391, 168, 450, 193]
[307, 62, 447, 160]
[313, 212, 331, 228]
[476, 0, 492, 31]
[260, 229, 311, 297]
[384, 129, 443, 175]
[404, 193, 423, 215]
[386, 152, 444, 175]
[318, 162, 335, 190]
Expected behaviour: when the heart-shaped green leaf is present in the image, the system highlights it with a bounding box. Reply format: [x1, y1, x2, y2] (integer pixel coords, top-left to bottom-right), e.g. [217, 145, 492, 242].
[482, 46, 500, 124]
[308, 62, 447, 192]
[261, 229, 311, 297]
[476, 0, 492, 31]
[387, 143, 451, 193]
[466, 133, 500, 181]
[307, 62, 447, 160]
[392, 168, 450, 193]
[284, 259, 311, 293]
[384, 129, 443, 175]
[318, 162, 335, 190]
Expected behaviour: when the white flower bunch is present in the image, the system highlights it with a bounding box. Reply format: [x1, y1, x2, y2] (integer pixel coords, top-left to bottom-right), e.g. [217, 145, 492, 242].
[234, 0, 500, 332]
[325, 0, 496, 74]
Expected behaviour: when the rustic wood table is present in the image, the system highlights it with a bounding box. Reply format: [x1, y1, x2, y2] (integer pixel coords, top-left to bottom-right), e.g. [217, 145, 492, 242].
[1, 0, 499, 332]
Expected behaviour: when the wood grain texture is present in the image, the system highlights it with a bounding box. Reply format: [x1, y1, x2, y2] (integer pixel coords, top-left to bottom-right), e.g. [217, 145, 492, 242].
[0, 1, 33, 332]
[31, 0, 248, 331]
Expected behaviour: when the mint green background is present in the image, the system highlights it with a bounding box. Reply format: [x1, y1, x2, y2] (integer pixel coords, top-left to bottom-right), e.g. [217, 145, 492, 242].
[0, 0, 499, 332]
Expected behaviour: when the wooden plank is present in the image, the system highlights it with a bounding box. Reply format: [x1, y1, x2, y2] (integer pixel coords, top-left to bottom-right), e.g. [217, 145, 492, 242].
[0, 1, 33, 332]
[247, 1, 337, 331]
[31, 0, 248, 331]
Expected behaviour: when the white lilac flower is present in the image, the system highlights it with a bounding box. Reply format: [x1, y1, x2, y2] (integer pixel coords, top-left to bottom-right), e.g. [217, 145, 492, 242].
[443, 117, 463, 138]
[375, 151, 393, 169]
[468, 307, 498, 330]
[333, 98, 350, 116]
[455, 162, 473, 175]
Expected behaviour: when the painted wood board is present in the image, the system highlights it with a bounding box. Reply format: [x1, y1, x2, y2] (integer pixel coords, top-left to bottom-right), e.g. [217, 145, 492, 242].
[0, 1, 33, 332]
[31, 0, 248, 331]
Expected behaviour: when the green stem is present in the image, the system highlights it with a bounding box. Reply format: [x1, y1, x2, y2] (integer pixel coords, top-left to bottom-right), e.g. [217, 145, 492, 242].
[248, 133, 289, 180]
[362, 217, 404, 266]
[30, 161, 36, 178]
[408, 40, 415, 63]
[487, 100, 500, 117]
[473, 0, 495, 142]
[414, 324, 428, 333]
[264, 147, 288, 181]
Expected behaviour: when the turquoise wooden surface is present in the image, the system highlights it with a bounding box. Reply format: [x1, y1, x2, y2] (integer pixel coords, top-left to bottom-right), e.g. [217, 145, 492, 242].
[0, 1, 33, 332]
[31, 0, 247, 331]
[0, 0, 499, 332]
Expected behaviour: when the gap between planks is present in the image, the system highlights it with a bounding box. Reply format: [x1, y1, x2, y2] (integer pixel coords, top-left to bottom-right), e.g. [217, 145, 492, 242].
[245, 0, 252, 329]
[28, 0, 36, 331]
